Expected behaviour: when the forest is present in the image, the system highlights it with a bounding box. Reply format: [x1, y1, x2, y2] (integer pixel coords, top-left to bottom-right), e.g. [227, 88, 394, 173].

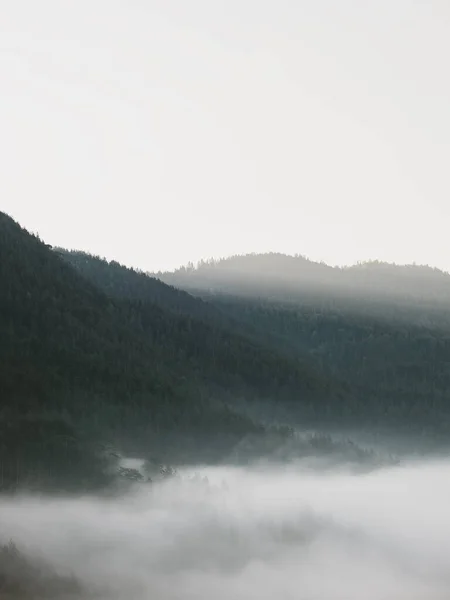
[2, 212, 450, 492]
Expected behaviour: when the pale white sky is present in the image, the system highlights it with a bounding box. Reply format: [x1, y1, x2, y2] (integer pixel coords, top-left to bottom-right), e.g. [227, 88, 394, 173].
[1, 0, 449, 272]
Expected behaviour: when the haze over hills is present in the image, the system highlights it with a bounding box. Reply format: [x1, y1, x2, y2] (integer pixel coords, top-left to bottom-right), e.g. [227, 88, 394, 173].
[3, 0, 450, 596]
[58, 244, 450, 436]
[0, 212, 341, 490]
[155, 252, 450, 438]
[158, 252, 450, 299]
[157, 253, 450, 327]
[3, 209, 450, 495]
[3, 211, 450, 600]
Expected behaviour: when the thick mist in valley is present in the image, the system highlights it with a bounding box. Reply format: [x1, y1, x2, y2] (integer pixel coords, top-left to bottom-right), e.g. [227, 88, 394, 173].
[3, 0, 450, 598]
[2, 452, 450, 600]
[3, 216, 450, 598]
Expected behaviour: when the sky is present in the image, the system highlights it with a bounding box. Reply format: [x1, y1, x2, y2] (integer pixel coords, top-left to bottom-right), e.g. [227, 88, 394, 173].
[1, 0, 450, 273]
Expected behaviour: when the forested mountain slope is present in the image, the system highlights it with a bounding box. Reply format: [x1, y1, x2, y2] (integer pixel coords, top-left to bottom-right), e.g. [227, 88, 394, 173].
[0, 213, 336, 490]
[157, 254, 450, 435]
[53, 248, 329, 401]
[56, 249, 227, 322]
[211, 296, 450, 431]
[59, 248, 450, 435]
[3, 212, 450, 490]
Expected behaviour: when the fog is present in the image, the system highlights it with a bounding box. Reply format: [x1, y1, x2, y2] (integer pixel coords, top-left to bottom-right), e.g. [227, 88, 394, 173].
[2, 457, 450, 599]
[159, 253, 450, 311]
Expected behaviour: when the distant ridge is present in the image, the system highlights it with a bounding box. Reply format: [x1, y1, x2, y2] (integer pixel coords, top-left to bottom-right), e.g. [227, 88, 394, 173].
[156, 252, 450, 309]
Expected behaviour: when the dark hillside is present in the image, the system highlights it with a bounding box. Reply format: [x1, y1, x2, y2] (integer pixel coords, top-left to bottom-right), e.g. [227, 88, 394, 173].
[59, 247, 450, 436]
[56, 248, 226, 322]
[157, 253, 450, 436]
[0, 214, 338, 490]
[56, 248, 334, 401]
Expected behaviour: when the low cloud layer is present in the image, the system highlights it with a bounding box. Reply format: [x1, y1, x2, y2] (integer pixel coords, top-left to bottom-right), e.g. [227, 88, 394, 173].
[1, 459, 450, 599]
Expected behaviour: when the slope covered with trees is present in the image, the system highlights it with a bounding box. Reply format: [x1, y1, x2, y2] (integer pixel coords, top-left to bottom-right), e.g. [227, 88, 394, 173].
[56, 249, 227, 322]
[0, 213, 337, 490]
[3, 214, 450, 491]
[59, 247, 450, 436]
[56, 248, 333, 401]
[157, 253, 450, 435]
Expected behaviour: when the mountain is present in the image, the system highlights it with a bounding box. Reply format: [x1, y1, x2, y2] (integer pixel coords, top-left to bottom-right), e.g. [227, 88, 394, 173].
[158, 253, 450, 296]
[55, 249, 227, 322]
[56, 249, 328, 367]
[158, 253, 450, 324]
[157, 253, 450, 436]
[54, 249, 331, 400]
[58, 248, 450, 437]
[0, 214, 338, 490]
[3, 215, 450, 491]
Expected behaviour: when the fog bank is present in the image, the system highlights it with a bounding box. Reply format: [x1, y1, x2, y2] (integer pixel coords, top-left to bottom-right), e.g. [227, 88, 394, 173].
[1, 459, 450, 599]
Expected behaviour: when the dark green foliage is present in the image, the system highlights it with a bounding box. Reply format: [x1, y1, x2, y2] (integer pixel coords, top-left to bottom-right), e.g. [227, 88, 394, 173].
[57, 249, 328, 395]
[0, 213, 333, 490]
[53, 246, 337, 401]
[56, 246, 450, 435]
[158, 253, 450, 433]
[209, 297, 450, 430]
[56, 248, 226, 321]
[0, 415, 114, 492]
[3, 212, 450, 491]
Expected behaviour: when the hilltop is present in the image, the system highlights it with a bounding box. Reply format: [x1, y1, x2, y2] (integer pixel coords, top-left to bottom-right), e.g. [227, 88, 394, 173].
[158, 253, 450, 327]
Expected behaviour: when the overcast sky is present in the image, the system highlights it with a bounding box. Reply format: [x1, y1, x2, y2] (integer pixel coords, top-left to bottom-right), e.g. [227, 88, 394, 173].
[1, 0, 449, 272]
